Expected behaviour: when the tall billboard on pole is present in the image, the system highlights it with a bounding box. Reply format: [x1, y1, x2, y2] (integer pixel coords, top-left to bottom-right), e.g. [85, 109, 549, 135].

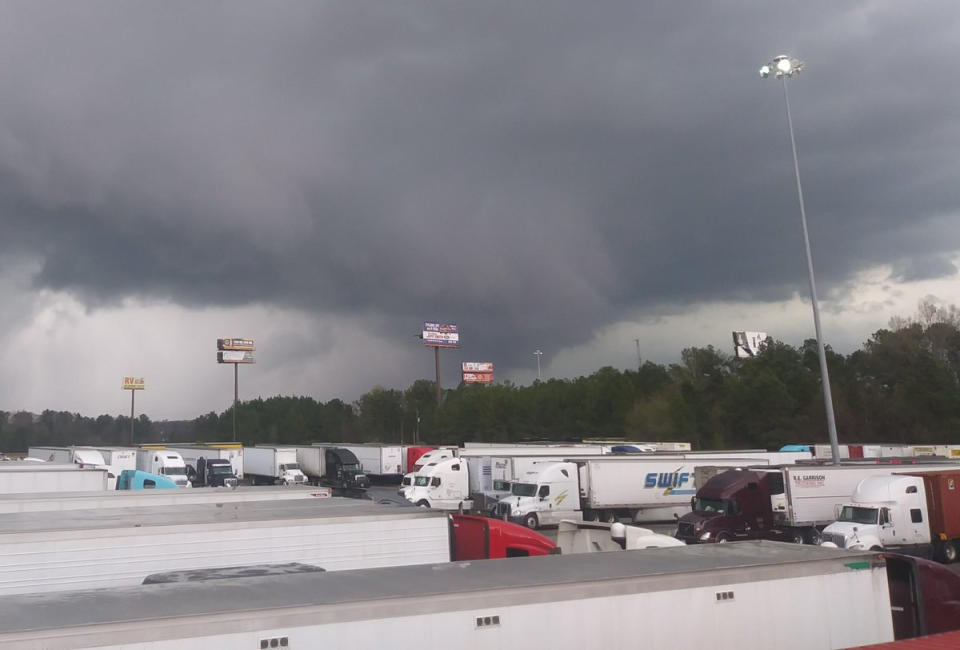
[422, 322, 459, 348]
[217, 338, 256, 442]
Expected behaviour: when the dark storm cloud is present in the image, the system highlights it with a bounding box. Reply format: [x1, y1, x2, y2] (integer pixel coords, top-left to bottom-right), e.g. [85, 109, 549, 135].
[1, 1, 958, 371]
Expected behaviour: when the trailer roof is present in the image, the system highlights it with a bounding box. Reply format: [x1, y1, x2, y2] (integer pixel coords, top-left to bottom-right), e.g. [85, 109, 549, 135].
[0, 541, 877, 635]
[0, 462, 102, 473]
[0, 496, 443, 535]
[0, 485, 323, 503]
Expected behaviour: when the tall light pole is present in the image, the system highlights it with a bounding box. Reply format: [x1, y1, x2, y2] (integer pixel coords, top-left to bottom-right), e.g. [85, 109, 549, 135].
[533, 349, 543, 381]
[759, 54, 841, 465]
[634, 338, 641, 370]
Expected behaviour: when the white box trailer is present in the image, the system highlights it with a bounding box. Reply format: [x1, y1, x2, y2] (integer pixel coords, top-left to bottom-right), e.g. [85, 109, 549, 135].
[89, 447, 137, 489]
[244, 446, 307, 485]
[0, 498, 451, 596]
[329, 444, 403, 478]
[0, 463, 108, 494]
[0, 485, 332, 514]
[4, 542, 956, 650]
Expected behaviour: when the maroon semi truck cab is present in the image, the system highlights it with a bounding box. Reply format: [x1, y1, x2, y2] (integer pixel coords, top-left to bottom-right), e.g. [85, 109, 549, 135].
[675, 470, 777, 543]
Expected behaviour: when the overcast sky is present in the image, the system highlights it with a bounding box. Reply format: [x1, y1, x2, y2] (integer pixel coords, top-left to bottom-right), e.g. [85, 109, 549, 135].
[1, 2, 959, 420]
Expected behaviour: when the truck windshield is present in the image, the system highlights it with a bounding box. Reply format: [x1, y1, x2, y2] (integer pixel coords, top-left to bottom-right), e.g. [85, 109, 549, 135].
[692, 497, 728, 514]
[342, 463, 361, 472]
[162, 467, 187, 476]
[837, 506, 878, 525]
[493, 480, 511, 492]
[414, 476, 432, 487]
[511, 483, 537, 497]
[280, 463, 301, 471]
[211, 466, 233, 475]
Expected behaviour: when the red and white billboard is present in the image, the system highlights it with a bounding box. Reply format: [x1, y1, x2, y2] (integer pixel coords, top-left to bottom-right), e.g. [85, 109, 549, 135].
[422, 322, 459, 348]
[462, 362, 494, 384]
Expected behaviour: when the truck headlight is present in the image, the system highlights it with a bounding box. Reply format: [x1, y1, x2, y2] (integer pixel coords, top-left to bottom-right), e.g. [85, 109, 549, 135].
[699, 532, 712, 541]
[511, 509, 521, 517]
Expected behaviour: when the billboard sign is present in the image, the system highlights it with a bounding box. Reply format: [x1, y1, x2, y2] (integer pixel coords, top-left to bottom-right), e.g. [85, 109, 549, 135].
[122, 376, 146, 390]
[218, 351, 256, 364]
[462, 362, 493, 373]
[462, 372, 494, 384]
[218, 338, 255, 351]
[422, 322, 459, 348]
[733, 331, 769, 358]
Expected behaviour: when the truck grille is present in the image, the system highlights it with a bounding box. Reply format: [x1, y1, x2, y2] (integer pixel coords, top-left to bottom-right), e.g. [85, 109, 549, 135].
[493, 503, 510, 518]
[821, 532, 847, 548]
[676, 522, 696, 540]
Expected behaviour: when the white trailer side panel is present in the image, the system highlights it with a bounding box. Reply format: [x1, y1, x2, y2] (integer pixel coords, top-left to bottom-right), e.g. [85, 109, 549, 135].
[0, 486, 331, 513]
[0, 543, 894, 650]
[0, 500, 450, 596]
[783, 464, 960, 525]
[292, 446, 326, 478]
[0, 465, 108, 494]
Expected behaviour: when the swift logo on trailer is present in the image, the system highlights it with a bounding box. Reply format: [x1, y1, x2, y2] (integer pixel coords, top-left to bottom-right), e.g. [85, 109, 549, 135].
[644, 468, 694, 495]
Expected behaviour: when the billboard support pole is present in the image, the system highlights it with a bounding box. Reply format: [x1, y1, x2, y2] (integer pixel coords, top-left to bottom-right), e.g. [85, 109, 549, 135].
[434, 346, 441, 405]
[129, 389, 135, 446]
[233, 363, 239, 443]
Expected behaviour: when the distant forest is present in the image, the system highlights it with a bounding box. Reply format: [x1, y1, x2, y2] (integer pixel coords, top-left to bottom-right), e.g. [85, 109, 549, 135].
[4, 301, 960, 453]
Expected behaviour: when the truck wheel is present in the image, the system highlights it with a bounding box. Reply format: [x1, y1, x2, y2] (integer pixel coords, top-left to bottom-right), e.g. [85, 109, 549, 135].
[523, 514, 539, 530]
[715, 533, 730, 543]
[583, 509, 598, 522]
[936, 541, 958, 563]
[789, 530, 805, 545]
[416, 500, 431, 508]
[804, 529, 822, 545]
[602, 510, 618, 524]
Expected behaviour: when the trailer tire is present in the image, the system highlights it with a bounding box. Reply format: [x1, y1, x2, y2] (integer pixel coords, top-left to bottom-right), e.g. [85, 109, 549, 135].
[416, 500, 431, 508]
[603, 510, 618, 524]
[789, 529, 805, 545]
[583, 509, 598, 522]
[804, 528, 821, 545]
[936, 541, 958, 563]
[523, 514, 539, 530]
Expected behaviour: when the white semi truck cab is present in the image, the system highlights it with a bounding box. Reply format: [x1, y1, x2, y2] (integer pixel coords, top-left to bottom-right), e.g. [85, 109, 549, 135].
[493, 462, 579, 529]
[136, 449, 191, 488]
[821, 475, 930, 553]
[403, 457, 472, 510]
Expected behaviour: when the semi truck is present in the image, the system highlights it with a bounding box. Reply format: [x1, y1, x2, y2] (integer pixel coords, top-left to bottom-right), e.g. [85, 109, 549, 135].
[292, 446, 369, 494]
[115, 470, 179, 489]
[402, 445, 436, 473]
[821, 469, 960, 562]
[405, 457, 472, 510]
[399, 448, 458, 496]
[326, 444, 403, 481]
[135, 448, 191, 487]
[160, 444, 243, 480]
[3, 542, 960, 648]
[676, 462, 960, 546]
[0, 499, 551, 597]
[27, 446, 112, 485]
[244, 446, 307, 485]
[494, 455, 792, 528]
[0, 462, 108, 494]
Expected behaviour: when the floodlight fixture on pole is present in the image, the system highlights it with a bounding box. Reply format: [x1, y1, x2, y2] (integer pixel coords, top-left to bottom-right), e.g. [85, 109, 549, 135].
[759, 54, 841, 465]
[533, 349, 543, 381]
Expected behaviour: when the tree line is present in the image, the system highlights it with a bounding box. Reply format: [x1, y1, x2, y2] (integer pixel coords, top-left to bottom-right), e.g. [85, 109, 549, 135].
[3, 302, 960, 452]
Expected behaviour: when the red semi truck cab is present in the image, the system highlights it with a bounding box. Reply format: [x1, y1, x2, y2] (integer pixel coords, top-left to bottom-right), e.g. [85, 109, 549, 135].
[675, 470, 778, 544]
[449, 514, 557, 559]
